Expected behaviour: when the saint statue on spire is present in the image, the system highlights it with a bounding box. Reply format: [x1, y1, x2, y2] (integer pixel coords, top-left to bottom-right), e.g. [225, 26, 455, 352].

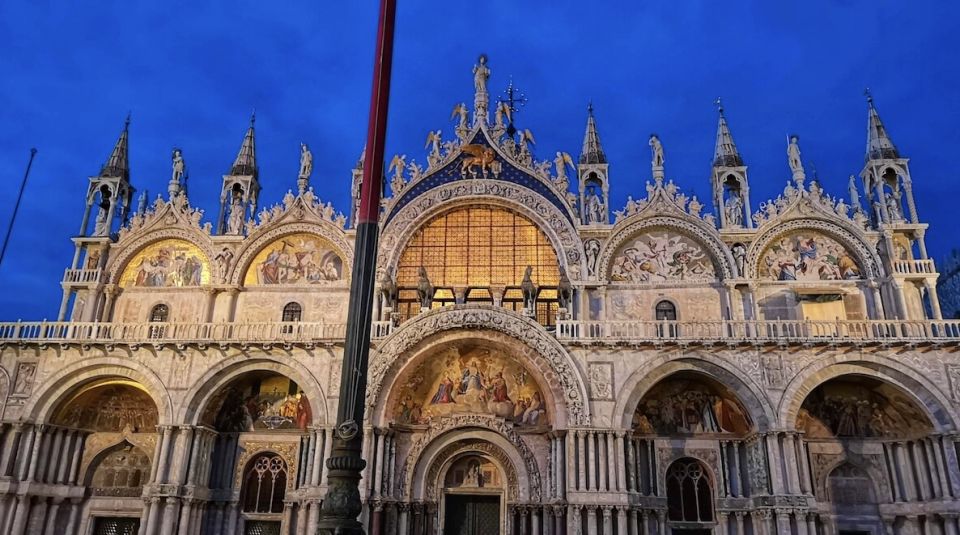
[473, 54, 490, 122]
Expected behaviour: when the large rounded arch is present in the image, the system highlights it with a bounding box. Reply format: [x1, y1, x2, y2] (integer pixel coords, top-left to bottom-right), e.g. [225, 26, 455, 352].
[778, 356, 958, 433]
[178, 353, 328, 427]
[231, 221, 353, 287]
[107, 229, 215, 286]
[378, 187, 584, 282]
[24, 357, 173, 425]
[367, 305, 590, 427]
[401, 419, 541, 502]
[747, 218, 881, 280]
[598, 216, 736, 282]
[614, 355, 775, 431]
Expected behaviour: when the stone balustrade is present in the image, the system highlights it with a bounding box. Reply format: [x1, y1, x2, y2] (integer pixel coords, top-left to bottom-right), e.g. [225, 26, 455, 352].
[892, 258, 937, 275]
[2, 316, 960, 344]
[61, 268, 104, 284]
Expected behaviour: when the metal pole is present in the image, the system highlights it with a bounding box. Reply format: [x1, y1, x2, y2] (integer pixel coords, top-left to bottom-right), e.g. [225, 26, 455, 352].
[0, 148, 38, 266]
[317, 0, 395, 533]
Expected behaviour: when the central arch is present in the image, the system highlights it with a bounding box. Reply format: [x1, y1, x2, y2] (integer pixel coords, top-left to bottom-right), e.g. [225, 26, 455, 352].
[367, 305, 590, 427]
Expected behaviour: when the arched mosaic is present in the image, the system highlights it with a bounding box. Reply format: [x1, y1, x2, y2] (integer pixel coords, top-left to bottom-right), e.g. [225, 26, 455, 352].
[52, 379, 158, 433]
[758, 231, 863, 281]
[609, 228, 716, 283]
[118, 238, 211, 287]
[797, 377, 932, 439]
[633, 372, 752, 436]
[390, 341, 548, 428]
[395, 205, 560, 287]
[243, 232, 344, 285]
[201, 371, 312, 432]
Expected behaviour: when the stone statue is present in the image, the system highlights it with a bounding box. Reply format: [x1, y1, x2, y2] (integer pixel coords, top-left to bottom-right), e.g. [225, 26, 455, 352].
[732, 243, 746, 277]
[215, 247, 234, 282]
[171, 148, 185, 184]
[299, 143, 313, 179]
[558, 270, 573, 311]
[554, 152, 574, 190]
[380, 273, 398, 310]
[787, 135, 803, 179]
[93, 199, 110, 236]
[473, 54, 490, 95]
[585, 239, 600, 277]
[424, 130, 442, 166]
[725, 192, 743, 227]
[388, 154, 407, 196]
[451, 103, 468, 130]
[520, 265, 537, 311]
[649, 134, 664, 167]
[848, 175, 862, 211]
[585, 187, 604, 224]
[226, 191, 245, 235]
[885, 192, 903, 222]
[494, 101, 510, 130]
[417, 267, 433, 309]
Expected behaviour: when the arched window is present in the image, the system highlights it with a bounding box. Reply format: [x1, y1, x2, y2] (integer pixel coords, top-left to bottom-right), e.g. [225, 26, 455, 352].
[282, 302, 302, 322]
[90, 444, 152, 497]
[241, 453, 288, 514]
[666, 458, 713, 523]
[149, 304, 168, 339]
[655, 300, 677, 320]
[655, 300, 678, 337]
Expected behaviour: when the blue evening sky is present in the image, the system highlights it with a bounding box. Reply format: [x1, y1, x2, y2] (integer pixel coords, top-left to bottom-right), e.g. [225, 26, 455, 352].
[0, 1, 957, 320]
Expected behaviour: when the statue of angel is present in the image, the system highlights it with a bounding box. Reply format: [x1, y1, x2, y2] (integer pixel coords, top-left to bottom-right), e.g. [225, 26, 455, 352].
[424, 130, 442, 162]
[648, 135, 664, 167]
[299, 143, 313, 179]
[554, 151, 575, 185]
[518, 129, 535, 154]
[494, 101, 511, 129]
[451, 103, 469, 131]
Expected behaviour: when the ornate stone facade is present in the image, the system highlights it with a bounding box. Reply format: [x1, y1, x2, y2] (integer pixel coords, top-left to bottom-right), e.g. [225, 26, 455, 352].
[0, 60, 958, 535]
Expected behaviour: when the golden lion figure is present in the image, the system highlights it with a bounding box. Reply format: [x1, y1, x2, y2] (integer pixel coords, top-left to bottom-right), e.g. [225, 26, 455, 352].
[460, 144, 497, 178]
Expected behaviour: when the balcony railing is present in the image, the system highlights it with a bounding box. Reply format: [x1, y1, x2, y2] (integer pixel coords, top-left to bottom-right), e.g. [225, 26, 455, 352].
[0, 318, 958, 345]
[555, 319, 960, 343]
[62, 268, 104, 284]
[892, 259, 937, 275]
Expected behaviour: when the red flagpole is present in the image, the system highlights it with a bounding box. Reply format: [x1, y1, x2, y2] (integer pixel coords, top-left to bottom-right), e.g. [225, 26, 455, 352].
[318, 0, 396, 533]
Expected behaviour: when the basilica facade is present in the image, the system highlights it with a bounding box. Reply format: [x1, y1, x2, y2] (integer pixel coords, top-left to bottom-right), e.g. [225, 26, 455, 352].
[1, 60, 959, 535]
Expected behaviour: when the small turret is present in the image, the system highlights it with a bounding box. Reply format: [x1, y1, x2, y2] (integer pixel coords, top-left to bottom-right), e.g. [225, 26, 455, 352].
[710, 99, 753, 230]
[576, 103, 610, 226]
[217, 113, 261, 236]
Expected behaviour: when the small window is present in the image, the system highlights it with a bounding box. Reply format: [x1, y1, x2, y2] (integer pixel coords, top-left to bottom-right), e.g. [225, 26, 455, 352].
[655, 300, 677, 321]
[282, 302, 302, 322]
[148, 304, 168, 339]
[149, 304, 169, 322]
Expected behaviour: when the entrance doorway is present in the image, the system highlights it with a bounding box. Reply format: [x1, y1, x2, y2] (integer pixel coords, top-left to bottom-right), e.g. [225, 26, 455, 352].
[444, 494, 500, 535]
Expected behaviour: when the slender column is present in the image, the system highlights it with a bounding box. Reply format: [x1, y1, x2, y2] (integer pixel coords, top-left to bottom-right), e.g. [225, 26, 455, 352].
[656, 510, 666, 535]
[750, 511, 765, 535]
[617, 508, 628, 535]
[928, 437, 949, 498]
[796, 512, 809, 535]
[882, 442, 901, 502]
[398, 504, 409, 535]
[797, 435, 812, 494]
[597, 432, 608, 491]
[735, 511, 746, 535]
[568, 505, 581, 535]
[641, 510, 650, 535]
[615, 432, 627, 491]
[731, 441, 742, 497]
[530, 507, 539, 535]
[178, 500, 194, 535]
[942, 514, 959, 535]
[550, 434, 559, 499]
[764, 433, 784, 494]
[176, 426, 195, 485]
[925, 280, 943, 319]
[628, 508, 639, 535]
[360, 427, 374, 496]
[896, 441, 917, 501]
[566, 430, 577, 493]
[600, 506, 612, 535]
[18, 425, 38, 480]
[717, 512, 729, 535]
[373, 429, 385, 498]
[321, 427, 334, 486]
[46, 429, 65, 483]
[144, 497, 162, 535]
[576, 431, 587, 491]
[646, 440, 656, 495]
[586, 506, 598, 535]
[587, 431, 597, 491]
[8, 496, 30, 535]
[311, 428, 325, 486]
[941, 435, 960, 496]
[781, 433, 800, 494]
[1, 424, 23, 477]
[387, 432, 397, 498]
[720, 441, 731, 497]
[63, 499, 82, 535]
[626, 437, 638, 492]
[911, 441, 930, 500]
[43, 498, 62, 535]
[226, 501, 240, 535]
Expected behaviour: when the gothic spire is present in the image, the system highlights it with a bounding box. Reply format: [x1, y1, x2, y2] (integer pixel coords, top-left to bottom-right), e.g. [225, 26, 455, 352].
[579, 102, 607, 165]
[99, 114, 130, 180]
[230, 112, 258, 176]
[713, 98, 743, 167]
[865, 90, 900, 161]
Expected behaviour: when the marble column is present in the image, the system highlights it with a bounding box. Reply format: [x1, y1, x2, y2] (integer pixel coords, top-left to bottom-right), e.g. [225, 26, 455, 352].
[764, 433, 785, 494]
[717, 512, 728, 535]
[615, 432, 627, 492]
[398, 504, 410, 535]
[731, 441, 742, 497]
[734, 511, 746, 535]
[587, 432, 597, 491]
[601, 506, 612, 535]
[586, 506, 598, 535]
[781, 433, 800, 494]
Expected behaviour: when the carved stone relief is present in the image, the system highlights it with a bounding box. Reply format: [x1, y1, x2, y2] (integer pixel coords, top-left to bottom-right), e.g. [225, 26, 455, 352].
[588, 362, 614, 401]
[11, 362, 36, 397]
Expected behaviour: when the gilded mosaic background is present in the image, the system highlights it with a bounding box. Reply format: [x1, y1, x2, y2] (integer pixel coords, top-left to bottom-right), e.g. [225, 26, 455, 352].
[119, 239, 211, 287]
[244, 233, 344, 285]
